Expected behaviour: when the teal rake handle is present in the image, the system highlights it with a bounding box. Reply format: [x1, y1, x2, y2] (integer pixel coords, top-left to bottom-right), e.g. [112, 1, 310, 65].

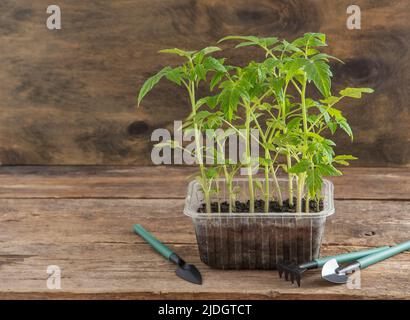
[134, 224, 173, 260]
[357, 240, 410, 269]
[315, 246, 390, 267]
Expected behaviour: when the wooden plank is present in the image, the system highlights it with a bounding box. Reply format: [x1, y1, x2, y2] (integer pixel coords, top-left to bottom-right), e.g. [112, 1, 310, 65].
[0, 198, 409, 299]
[0, 0, 409, 165]
[0, 166, 409, 200]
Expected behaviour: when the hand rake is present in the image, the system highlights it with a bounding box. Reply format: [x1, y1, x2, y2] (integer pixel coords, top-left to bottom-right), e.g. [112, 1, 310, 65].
[277, 246, 389, 287]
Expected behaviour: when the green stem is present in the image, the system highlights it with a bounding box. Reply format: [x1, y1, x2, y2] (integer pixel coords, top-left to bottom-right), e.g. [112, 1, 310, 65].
[280, 83, 294, 208]
[264, 150, 269, 213]
[305, 189, 310, 213]
[228, 178, 234, 212]
[269, 163, 283, 207]
[216, 135, 233, 213]
[301, 78, 308, 147]
[189, 83, 210, 213]
[296, 174, 305, 213]
[308, 96, 342, 131]
[249, 107, 283, 208]
[299, 76, 309, 213]
[222, 165, 234, 213]
[245, 107, 254, 213]
[287, 153, 294, 206]
[216, 179, 221, 213]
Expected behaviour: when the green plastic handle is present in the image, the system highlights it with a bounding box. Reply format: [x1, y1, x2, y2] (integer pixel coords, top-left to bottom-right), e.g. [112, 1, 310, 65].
[134, 224, 173, 260]
[315, 246, 390, 267]
[358, 240, 410, 269]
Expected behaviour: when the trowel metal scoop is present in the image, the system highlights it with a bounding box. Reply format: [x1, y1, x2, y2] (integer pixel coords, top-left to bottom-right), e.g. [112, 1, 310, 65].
[322, 239, 410, 284]
[277, 245, 389, 287]
[134, 224, 202, 285]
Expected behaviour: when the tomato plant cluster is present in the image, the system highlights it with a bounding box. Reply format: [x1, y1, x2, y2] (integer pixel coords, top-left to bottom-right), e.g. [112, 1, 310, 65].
[138, 33, 373, 213]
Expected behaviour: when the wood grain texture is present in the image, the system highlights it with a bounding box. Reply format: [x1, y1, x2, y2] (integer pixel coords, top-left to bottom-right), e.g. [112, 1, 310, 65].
[0, 198, 409, 299]
[0, 166, 409, 299]
[0, 0, 409, 165]
[0, 166, 409, 200]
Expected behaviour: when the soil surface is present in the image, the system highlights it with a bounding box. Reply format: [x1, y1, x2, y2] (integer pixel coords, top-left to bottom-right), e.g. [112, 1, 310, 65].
[198, 198, 324, 213]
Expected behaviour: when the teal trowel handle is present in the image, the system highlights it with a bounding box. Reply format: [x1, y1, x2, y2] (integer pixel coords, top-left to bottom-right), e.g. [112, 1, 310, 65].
[315, 246, 390, 267]
[134, 224, 173, 260]
[357, 240, 410, 269]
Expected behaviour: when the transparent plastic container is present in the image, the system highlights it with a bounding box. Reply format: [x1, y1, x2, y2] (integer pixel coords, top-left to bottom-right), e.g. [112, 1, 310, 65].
[184, 178, 335, 269]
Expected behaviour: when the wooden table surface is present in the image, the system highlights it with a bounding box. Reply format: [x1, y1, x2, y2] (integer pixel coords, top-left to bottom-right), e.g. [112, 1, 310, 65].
[0, 166, 409, 299]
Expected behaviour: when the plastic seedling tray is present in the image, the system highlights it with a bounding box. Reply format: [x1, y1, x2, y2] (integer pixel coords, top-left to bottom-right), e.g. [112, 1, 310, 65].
[184, 178, 334, 269]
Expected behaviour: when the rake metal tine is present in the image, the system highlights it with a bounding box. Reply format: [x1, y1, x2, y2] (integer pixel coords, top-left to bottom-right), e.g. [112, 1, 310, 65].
[277, 264, 284, 278]
[290, 271, 295, 284]
[296, 274, 301, 287]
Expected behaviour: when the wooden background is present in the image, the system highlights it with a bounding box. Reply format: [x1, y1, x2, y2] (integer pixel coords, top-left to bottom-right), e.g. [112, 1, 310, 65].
[0, 0, 409, 166]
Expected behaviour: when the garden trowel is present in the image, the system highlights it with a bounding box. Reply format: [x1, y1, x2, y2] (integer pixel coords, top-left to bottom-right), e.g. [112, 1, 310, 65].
[322, 239, 410, 284]
[134, 224, 202, 285]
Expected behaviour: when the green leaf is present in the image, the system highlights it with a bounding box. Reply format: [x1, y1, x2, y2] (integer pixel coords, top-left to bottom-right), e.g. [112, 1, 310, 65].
[287, 117, 301, 131]
[194, 64, 207, 81]
[303, 59, 332, 97]
[324, 138, 336, 146]
[338, 119, 353, 139]
[218, 83, 241, 121]
[210, 72, 224, 91]
[307, 167, 323, 196]
[307, 48, 320, 55]
[198, 46, 221, 56]
[306, 32, 326, 43]
[218, 78, 252, 120]
[284, 58, 306, 82]
[327, 107, 343, 120]
[317, 105, 331, 123]
[306, 132, 324, 142]
[205, 167, 218, 179]
[321, 142, 335, 163]
[257, 66, 266, 82]
[263, 57, 281, 70]
[137, 66, 172, 106]
[292, 33, 327, 48]
[261, 36, 279, 47]
[327, 121, 337, 134]
[270, 78, 285, 101]
[165, 67, 184, 85]
[192, 110, 212, 123]
[277, 40, 303, 53]
[234, 41, 258, 49]
[334, 154, 358, 166]
[259, 157, 273, 166]
[340, 87, 374, 99]
[196, 95, 218, 110]
[311, 139, 336, 163]
[193, 47, 222, 64]
[221, 35, 277, 52]
[312, 53, 344, 64]
[320, 96, 340, 105]
[159, 48, 196, 58]
[316, 164, 342, 176]
[288, 159, 311, 174]
[205, 113, 223, 129]
[334, 154, 357, 160]
[218, 35, 259, 44]
[203, 56, 227, 73]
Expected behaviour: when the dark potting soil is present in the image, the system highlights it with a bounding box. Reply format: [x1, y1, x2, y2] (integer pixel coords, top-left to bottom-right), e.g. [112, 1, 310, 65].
[198, 197, 324, 213]
[196, 198, 325, 269]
